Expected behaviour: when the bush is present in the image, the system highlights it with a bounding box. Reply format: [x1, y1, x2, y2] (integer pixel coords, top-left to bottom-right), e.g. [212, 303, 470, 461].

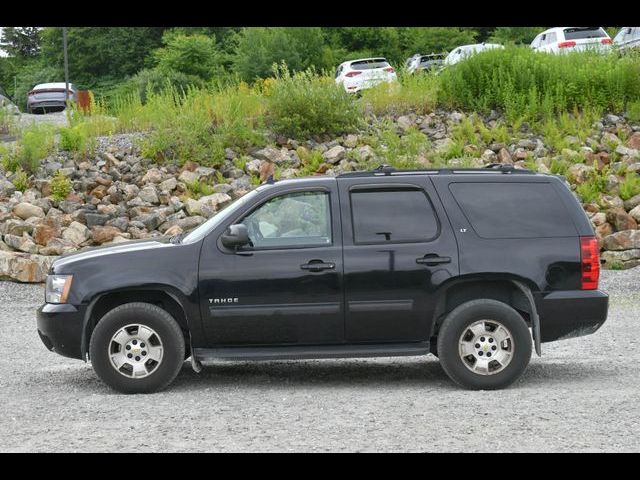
[59, 123, 93, 154]
[185, 179, 215, 200]
[360, 71, 439, 116]
[438, 46, 640, 121]
[152, 33, 225, 81]
[116, 82, 265, 167]
[50, 170, 72, 201]
[619, 172, 640, 201]
[1, 124, 55, 173]
[266, 64, 362, 139]
[11, 167, 29, 192]
[109, 68, 206, 106]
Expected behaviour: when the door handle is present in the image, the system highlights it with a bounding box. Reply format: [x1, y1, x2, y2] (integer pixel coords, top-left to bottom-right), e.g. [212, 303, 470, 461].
[416, 254, 451, 266]
[300, 260, 336, 272]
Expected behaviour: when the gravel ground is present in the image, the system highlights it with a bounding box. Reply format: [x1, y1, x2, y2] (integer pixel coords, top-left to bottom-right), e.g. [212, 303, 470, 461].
[0, 269, 638, 452]
[16, 111, 69, 129]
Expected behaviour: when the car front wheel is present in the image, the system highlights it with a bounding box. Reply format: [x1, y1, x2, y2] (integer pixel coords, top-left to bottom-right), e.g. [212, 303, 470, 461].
[89, 302, 185, 394]
[437, 299, 532, 390]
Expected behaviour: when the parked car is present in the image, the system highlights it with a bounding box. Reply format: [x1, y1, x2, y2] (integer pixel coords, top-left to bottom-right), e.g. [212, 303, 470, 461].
[530, 27, 612, 54]
[335, 58, 397, 93]
[37, 164, 609, 394]
[444, 43, 504, 66]
[405, 53, 446, 73]
[26, 82, 77, 114]
[613, 27, 640, 53]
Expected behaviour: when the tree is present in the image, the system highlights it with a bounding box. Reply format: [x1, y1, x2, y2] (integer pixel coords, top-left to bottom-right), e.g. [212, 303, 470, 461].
[152, 32, 225, 80]
[0, 27, 41, 58]
[398, 28, 479, 57]
[233, 27, 327, 81]
[488, 27, 545, 45]
[39, 27, 169, 87]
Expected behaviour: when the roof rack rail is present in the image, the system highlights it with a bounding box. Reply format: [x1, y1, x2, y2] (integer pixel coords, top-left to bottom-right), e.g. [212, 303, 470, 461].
[336, 164, 535, 178]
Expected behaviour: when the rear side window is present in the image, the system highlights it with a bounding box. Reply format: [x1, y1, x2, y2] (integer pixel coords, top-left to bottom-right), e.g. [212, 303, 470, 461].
[350, 188, 439, 244]
[350, 59, 390, 70]
[449, 182, 576, 239]
[563, 27, 607, 40]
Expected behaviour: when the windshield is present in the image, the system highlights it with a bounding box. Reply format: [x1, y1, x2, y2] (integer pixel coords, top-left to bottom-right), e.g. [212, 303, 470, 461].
[181, 188, 261, 244]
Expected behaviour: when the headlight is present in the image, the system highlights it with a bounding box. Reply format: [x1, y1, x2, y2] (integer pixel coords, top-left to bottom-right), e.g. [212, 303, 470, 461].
[45, 275, 73, 304]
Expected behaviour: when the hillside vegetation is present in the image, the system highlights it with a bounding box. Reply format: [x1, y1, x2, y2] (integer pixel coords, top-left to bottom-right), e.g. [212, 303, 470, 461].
[1, 46, 640, 280]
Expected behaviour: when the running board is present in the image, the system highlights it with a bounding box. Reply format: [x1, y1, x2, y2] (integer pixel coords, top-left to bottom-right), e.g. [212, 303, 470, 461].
[193, 342, 431, 363]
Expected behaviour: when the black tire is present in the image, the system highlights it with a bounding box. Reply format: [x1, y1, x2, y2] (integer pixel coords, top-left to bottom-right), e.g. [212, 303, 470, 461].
[89, 302, 185, 394]
[437, 299, 532, 390]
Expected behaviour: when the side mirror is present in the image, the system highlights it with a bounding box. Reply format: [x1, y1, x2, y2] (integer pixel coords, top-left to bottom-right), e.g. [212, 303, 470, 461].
[221, 224, 250, 250]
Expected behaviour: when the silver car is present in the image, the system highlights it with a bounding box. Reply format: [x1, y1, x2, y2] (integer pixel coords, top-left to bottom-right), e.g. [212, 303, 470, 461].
[26, 82, 77, 114]
[614, 27, 640, 53]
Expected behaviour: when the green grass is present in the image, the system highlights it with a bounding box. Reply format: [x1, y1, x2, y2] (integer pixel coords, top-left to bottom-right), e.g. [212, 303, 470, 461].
[296, 147, 325, 176]
[11, 167, 29, 192]
[185, 179, 215, 200]
[360, 71, 439, 116]
[367, 122, 431, 169]
[619, 172, 640, 201]
[1, 123, 55, 173]
[439, 46, 640, 123]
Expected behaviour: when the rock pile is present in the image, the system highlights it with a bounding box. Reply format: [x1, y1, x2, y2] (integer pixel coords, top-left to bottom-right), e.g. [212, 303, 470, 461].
[1, 110, 639, 281]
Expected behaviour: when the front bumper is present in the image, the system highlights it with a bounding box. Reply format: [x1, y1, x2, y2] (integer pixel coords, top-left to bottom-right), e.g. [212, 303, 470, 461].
[36, 303, 86, 359]
[536, 289, 609, 342]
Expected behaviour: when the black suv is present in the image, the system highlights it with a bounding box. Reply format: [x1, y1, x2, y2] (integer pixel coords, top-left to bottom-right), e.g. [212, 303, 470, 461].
[37, 165, 609, 393]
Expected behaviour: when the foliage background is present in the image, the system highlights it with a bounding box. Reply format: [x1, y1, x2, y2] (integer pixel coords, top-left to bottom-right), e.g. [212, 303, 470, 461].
[1, 26, 621, 108]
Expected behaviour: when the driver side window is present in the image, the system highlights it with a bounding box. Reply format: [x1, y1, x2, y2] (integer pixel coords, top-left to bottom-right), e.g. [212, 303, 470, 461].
[240, 191, 332, 249]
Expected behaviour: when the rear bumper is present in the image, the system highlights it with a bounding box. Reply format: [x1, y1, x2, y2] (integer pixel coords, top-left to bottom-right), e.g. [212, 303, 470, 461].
[36, 303, 85, 360]
[27, 101, 67, 111]
[536, 289, 609, 342]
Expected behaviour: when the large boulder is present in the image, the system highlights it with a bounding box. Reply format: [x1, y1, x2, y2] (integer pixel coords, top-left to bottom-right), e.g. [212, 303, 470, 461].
[91, 226, 122, 244]
[0, 251, 54, 283]
[252, 146, 289, 164]
[323, 145, 346, 165]
[606, 208, 638, 232]
[3, 233, 38, 254]
[199, 193, 232, 217]
[601, 249, 640, 269]
[602, 229, 640, 251]
[13, 203, 45, 220]
[0, 177, 16, 198]
[62, 221, 91, 246]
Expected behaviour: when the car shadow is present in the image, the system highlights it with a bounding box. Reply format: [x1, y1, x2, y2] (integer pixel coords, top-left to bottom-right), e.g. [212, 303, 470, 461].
[170, 357, 454, 391]
[29, 357, 618, 394]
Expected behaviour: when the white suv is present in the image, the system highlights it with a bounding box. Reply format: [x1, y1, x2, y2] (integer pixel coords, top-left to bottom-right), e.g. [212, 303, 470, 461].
[614, 27, 640, 53]
[443, 43, 504, 66]
[531, 27, 612, 54]
[335, 58, 397, 93]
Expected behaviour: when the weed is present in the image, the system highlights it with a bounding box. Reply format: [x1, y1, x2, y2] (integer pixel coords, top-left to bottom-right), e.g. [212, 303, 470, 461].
[12, 167, 29, 192]
[50, 170, 72, 201]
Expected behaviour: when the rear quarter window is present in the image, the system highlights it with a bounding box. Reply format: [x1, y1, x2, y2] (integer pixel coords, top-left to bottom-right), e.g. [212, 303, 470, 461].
[449, 182, 577, 239]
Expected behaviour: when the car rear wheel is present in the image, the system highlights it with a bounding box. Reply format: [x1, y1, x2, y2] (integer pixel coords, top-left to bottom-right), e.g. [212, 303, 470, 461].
[437, 299, 532, 390]
[89, 302, 185, 394]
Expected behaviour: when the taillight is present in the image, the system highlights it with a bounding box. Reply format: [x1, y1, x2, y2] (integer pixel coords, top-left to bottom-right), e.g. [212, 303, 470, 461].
[601, 38, 612, 45]
[384, 67, 395, 73]
[558, 41, 577, 48]
[580, 236, 600, 290]
[345, 71, 362, 78]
